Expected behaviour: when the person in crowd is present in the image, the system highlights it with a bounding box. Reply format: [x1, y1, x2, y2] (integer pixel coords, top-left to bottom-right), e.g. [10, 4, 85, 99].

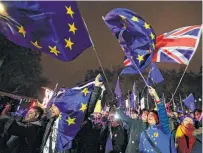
[175, 115, 202, 153]
[139, 87, 176, 153]
[40, 74, 103, 153]
[131, 110, 139, 119]
[0, 106, 44, 153]
[193, 109, 202, 128]
[116, 106, 149, 153]
[76, 100, 108, 153]
[103, 108, 127, 153]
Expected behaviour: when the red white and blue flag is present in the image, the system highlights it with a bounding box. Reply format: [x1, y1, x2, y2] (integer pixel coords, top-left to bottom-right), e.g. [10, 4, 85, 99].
[153, 25, 202, 65]
[124, 25, 202, 66]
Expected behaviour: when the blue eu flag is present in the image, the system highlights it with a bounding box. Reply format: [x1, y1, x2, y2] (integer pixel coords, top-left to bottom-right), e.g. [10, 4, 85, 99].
[183, 93, 196, 111]
[53, 81, 95, 151]
[0, 1, 92, 61]
[147, 62, 164, 84]
[103, 8, 156, 74]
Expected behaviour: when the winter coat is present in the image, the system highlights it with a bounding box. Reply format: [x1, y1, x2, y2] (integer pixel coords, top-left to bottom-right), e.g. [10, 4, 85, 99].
[117, 108, 148, 153]
[139, 100, 177, 153]
[0, 116, 44, 153]
[191, 128, 202, 153]
[139, 125, 176, 153]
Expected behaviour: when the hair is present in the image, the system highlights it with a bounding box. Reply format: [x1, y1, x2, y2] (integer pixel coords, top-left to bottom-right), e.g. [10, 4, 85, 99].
[31, 106, 44, 119]
[149, 110, 159, 124]
[132, 110, 138, 114]
[141, 108, 149, 115]
[194, 109, 202, 114]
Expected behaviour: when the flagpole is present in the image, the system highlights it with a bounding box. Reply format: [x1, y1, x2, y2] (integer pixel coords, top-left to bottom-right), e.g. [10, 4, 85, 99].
[179, 94, 184, 111]
[169, 26, 202, 104]
[163, 93, 166, 105]
[147, 93, 149, 109]
[81, 17, 114, 99]
[101, 16, 149, 88]
[172, 94, 176, 111]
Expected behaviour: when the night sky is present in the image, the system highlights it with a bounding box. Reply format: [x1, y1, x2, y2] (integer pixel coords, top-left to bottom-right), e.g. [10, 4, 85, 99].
[40, 1, 202, 88]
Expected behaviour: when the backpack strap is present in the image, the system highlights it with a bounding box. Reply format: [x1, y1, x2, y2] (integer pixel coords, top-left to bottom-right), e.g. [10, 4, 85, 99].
[143, 130, 162, 153]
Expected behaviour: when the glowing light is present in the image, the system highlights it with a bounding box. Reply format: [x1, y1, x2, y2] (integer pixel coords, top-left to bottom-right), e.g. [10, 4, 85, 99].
[114, 113, 120, 119]
[0, 3, 5, 14]
[41, 88, 54, 108]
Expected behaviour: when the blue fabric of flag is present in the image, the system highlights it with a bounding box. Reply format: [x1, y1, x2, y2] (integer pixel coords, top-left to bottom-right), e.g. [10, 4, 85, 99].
[183, 93, 196, 111]
[0, 1, 92, 61]
[114, 78, 123, 107]
[148, 62, 164, 84]
[52, 81, 94, 151]
[103, 8, 156, 74]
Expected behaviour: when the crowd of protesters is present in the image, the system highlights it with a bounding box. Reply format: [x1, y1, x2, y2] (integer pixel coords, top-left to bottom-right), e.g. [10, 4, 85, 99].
[0, 75, 202, 153]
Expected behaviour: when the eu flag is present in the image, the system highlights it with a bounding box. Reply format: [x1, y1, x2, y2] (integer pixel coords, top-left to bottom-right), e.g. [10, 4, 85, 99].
[183, 93, 196, 111]
[53, 81, 95, 151]
[147, 62, 164, 84]
[0, 1, 92, 61]
[114, 77, 123, 107]
[103, 8, 156, 74]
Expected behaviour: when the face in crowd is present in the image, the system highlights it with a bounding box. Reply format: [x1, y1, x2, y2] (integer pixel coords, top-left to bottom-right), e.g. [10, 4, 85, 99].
[194, 110, 202, 121]
[147, 111, 159, 125]
[141, 110, 149, 122]
[50, 104, 60, 118]
[131, 112, 138, 119]
[182, 117, 194, 129]
[24, 106, 43, 122]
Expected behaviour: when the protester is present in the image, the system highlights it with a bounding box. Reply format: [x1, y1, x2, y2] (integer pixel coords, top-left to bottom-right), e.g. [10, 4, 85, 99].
[139, 87, 176, 153]
[117, 106, 149, 153]
[0, 106, 44, 153]
[40, 74, 103, 153]
[175, 115, 202, 153]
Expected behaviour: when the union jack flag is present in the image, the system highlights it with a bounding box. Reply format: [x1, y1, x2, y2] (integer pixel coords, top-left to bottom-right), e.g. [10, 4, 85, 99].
[123, 25, 202, 66]
[152, 25, 202, 65]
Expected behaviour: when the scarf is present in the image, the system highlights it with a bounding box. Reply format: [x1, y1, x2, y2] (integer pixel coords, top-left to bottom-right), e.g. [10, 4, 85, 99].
[175, 125, 196, 153]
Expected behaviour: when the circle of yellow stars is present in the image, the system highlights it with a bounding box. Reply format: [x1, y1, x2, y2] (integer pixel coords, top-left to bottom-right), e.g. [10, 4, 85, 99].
[16, 5, 79, 57]
[119, 14, 156, 64]
[57, 87, 89, 127]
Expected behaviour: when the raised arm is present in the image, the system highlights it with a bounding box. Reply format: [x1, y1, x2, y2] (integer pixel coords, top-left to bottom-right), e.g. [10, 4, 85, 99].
[86, 74, 102, 117]
[117, 107, 133, 128]
[4, 118, 37, 141]
[148, 87, 170, 135]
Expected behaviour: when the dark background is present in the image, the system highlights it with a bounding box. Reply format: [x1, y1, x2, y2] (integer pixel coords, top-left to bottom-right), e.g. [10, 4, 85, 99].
[40, 1, 202, 88]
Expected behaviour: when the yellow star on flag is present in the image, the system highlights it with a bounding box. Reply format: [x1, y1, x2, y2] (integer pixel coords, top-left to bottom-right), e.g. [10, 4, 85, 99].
[31, 41, 42, 49]
[81, 88, 89, 96]
[150, 33, 155, 40]
[65, 38, 74, 50]
[65, 6, 75, 18]
[68, 23, 77, 35]
[17, 25, 26, 37]
[80, 103, 87, 112]
[152, 43, 155, 49]
[119, 15, 126, 20]
[66, 116, 76, 126]
[59, 113, 62, 120]
[131, 16, 139, 22]
[137, 54, 144, 63]
[49, 46, 60, 56]
[144, 22, 150, 29]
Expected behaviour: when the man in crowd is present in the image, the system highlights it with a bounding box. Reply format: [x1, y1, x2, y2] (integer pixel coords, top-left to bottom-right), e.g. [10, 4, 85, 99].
[0, 106, 44, 153]
[40, 74, 103, 153]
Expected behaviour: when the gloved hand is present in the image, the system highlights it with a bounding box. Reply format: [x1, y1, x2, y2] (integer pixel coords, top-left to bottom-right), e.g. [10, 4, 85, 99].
[148, 86, 160, 103]
[95, 74, 103, 87]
